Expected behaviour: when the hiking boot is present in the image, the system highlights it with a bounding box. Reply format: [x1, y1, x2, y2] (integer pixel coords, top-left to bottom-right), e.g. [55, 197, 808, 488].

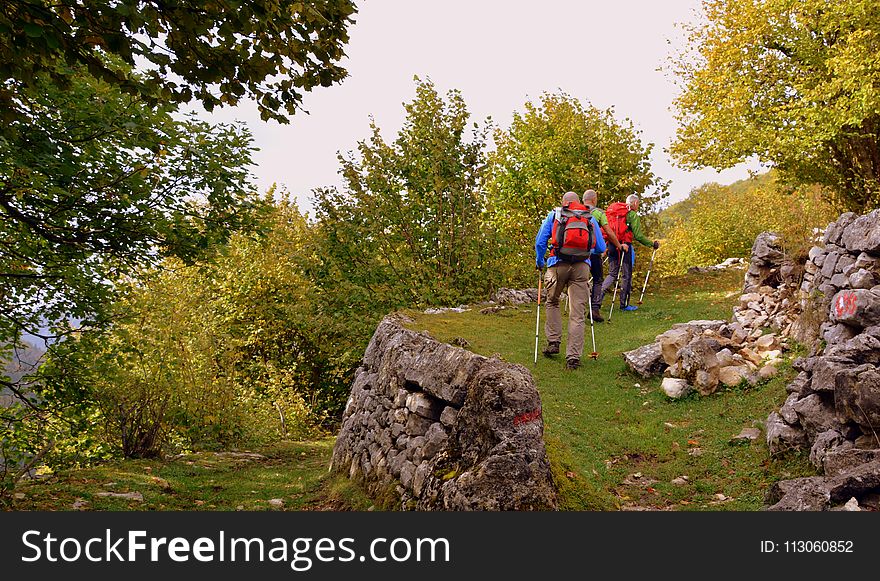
[621, 305, 638, 311]
[542, 342, 560, 357]
[591, 310, 604, 322]
[565, 358, 581, 370]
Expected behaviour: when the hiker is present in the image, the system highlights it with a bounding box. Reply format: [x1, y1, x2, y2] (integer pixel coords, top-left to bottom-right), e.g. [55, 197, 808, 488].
[601, 193, 660, 311]
[582, 189, 624, 323]
[535, 191, 606, 369]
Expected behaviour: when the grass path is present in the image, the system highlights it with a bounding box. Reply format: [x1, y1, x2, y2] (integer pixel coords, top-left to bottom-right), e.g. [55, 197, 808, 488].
[11, 439, 373, 511]
[406, 269, 816, 510]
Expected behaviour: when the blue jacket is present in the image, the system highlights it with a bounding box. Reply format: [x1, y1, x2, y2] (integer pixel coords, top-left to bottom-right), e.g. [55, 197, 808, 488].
[535, 209, 606, 268]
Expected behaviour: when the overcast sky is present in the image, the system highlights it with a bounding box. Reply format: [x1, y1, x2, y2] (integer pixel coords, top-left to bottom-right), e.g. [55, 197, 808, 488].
[198, 0, 763, 211]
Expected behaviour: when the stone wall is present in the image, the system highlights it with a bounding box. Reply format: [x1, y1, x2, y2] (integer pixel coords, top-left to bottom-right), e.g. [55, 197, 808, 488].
[763, 210, 880, 511]
[330, 316, 557, 510]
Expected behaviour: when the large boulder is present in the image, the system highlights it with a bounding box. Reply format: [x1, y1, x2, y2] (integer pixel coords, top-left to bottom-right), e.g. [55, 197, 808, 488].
[823, 212, 857, 247]
[833, 364, 880, 433]
[677, 337, 721, 395]
[841, 209, 880, 255]
[656, 327, 694, 366]
[791, 393, 842, 440]
[623, 342, 668, 378]
[752, 232, 785, 264]
[830, 288, 880, 328]
[767, 461, 880, 511]
[332, 316, 557, 510]
[824, 449, 880, 477]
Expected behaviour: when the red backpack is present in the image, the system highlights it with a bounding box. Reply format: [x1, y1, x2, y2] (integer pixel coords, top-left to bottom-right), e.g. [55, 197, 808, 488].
[605, 201, 633, 244]
[551, 202, 596, 262]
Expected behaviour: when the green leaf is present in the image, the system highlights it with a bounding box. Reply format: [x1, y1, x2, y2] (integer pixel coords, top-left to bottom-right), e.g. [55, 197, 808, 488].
[23, 23, 43, 38]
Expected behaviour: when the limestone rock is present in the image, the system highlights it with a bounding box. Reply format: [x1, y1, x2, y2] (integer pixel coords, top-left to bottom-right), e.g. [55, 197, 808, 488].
[791, 394, 840, 439]
[662, 377, 692, 399]
[719, 365, 751, 387]
[854, 252, 880, 272]
[825, 334, 880, 364]
[824, 213, 857, 246]
[758, 364, 779, 381]
[406, 392, 443, 421]
[823, 449, 880, 477]
[716, 348, 737, 368]
[439, 406, 458, 428]
[656, 327, 694, 365]
[809, 430, 850, 470]
[752, 232, 785, 265]
[841, 209, 880, 255]
[623, 342, 668, 378]
[332, 316, 557, 510]
[766, 411, 808, 454]
[830, 288, 880, 327]
[779, 393, 800, 425]
[96, 492, 144, 502]
[766, 476, 830, 511]
[821, 252, 841, 278]
[833, 364, 880, 433]
[731, 427, 761, 443]
[849, 269, 877, 290]
[490, 288, 543, 305]
[677, 337, 721, 395]
[821, 322, 858, 345]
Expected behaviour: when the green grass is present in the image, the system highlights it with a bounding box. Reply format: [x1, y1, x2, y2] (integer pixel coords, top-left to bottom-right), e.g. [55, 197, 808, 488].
[10, 439, 374, 511]
[10, 269, 816, 511]
[403, 269, 817, 510]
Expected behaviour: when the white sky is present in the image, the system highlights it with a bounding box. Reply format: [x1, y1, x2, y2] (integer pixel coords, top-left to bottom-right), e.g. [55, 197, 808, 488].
[197, 0, 763, 211]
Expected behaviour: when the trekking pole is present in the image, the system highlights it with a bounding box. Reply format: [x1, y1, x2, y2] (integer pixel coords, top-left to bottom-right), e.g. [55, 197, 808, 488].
[637, 247, 658, 305]
[534, 270, 543, 365]
[608, 247, 625, 323]
[588, 277, 598, 359]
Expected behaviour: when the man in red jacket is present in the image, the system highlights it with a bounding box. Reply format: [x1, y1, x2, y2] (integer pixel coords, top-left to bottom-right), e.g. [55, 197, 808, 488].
[601, 194, 660, 311]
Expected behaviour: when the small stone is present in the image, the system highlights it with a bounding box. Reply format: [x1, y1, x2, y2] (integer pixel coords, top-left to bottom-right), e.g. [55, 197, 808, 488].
[96, 492, 144, 502]
[671, 476, 689, 486]
[661, 377, 692, 399]
[843, 497, 861, 511]
[268, 498, 285, 509]
[72, 498, 89, 511]
[731, 427, 761, 443]
[758, 365, 778, 380]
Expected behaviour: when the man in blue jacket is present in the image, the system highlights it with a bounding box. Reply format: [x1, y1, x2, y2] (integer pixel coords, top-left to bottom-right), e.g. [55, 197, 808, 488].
[535, 191, 606, 370]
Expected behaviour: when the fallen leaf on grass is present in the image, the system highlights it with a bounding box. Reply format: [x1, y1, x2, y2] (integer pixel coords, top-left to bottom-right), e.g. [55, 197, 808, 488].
[565, 471, 577, 479]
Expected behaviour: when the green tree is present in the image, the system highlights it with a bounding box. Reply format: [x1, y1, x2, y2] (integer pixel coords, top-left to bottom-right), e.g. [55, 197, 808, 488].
[313, 77, 498, 307]
[486, 92, 667, 285]
[656, 172, 833, 277]
[0, 0, 356, 125]
[0, 65, 262, 358]
[671, 0, 880, 210]
[30, 196, 346, 461]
